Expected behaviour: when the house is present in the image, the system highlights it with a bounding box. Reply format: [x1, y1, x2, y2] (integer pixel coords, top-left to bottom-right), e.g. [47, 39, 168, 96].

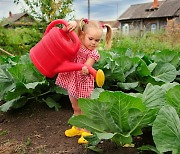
[2, 11, 35, 28]
[117, 0, 180, 35]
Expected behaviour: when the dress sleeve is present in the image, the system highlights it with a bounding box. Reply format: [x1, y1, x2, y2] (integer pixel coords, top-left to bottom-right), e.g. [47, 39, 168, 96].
[88, 50, 100, 62]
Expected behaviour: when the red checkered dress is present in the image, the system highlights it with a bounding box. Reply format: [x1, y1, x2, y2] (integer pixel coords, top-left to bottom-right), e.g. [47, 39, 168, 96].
[55, 46, 100, 98]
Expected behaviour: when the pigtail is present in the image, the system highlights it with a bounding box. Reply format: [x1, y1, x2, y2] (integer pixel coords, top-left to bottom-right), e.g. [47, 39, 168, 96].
[104, 24, 112, 49]
[77, 18, 88, 37]
[77, 18, 84, 37]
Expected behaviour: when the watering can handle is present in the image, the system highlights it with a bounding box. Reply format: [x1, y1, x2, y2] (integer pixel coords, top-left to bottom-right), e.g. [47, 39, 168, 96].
[44, 19, 80, 52]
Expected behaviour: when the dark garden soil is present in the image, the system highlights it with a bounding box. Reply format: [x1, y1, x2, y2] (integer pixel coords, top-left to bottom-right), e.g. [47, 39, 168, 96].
[0, 96, 155, 154]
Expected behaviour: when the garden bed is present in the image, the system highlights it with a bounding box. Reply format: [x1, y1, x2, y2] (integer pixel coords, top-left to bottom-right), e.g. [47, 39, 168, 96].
[0, 97, 154, 154]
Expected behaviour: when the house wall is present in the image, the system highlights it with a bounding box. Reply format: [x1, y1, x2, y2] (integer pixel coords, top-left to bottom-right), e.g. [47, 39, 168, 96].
[120, 17, 169, 35]
[120, 20, 142, 35]
[143, 18, 167, 31]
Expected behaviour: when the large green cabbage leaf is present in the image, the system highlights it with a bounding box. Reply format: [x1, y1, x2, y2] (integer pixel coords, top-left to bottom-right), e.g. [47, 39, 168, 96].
[152, 106, 180, 154]
[68, 91, 155, 146]
[166, 85, 180, 115]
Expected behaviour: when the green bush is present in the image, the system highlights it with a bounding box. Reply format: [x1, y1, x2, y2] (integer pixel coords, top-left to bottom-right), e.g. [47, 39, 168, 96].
[0, 27, 42, 56]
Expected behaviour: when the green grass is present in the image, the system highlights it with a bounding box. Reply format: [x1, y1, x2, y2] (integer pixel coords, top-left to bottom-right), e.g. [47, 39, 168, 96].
[0, 130, 9, 136]
[111, 31, 180, 54]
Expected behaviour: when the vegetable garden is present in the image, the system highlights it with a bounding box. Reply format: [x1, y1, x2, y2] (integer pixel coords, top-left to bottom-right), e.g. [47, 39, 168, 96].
[0, 26, 180, 153]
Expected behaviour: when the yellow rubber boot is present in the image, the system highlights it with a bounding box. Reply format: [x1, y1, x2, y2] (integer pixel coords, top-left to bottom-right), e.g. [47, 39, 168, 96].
[65, 126, 85, 137]
[78, 132, 93, 144]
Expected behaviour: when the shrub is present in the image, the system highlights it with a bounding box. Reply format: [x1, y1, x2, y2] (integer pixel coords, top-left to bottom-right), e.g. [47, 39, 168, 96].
[0, 27, 42, 56]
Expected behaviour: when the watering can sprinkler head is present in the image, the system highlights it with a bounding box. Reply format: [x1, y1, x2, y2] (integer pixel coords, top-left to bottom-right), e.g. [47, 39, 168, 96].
[96, 69, 105, 87]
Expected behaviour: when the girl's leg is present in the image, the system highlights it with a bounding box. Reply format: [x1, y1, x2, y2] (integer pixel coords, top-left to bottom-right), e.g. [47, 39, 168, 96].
[69, 95, 82, 115]
[65, 95, 83, 137]
[66, 96, 92, 143]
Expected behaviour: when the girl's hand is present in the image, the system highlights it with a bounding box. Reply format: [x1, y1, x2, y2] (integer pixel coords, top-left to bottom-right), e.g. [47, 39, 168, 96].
[82, 66, 89, 75]
[67, 21, 77, 32]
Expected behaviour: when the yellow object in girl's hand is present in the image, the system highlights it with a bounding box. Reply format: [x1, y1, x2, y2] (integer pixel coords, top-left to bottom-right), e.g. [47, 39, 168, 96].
[96, 69, 105, 87]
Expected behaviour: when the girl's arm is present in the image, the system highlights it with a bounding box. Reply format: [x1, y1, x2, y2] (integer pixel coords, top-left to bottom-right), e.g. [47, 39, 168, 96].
[82, 58, 96, 75]
[62, 21, 77, 32]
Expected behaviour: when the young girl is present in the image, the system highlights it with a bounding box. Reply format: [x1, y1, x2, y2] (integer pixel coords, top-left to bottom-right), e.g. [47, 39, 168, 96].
[55, 18, 112, 144]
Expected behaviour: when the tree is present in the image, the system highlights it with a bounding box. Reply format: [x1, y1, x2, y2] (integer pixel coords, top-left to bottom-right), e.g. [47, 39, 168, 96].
[14, 0, 74, 23]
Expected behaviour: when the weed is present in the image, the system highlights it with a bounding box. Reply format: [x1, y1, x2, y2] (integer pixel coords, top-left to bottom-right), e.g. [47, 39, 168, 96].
[0, 130, 9, 136]
[25, 137, 31, 147]
[111, 30, 180, 53]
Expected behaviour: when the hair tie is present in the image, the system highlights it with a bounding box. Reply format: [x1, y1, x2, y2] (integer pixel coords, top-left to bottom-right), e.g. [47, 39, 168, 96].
[100, 21, 105, 28]
[83, 18, 89, 24]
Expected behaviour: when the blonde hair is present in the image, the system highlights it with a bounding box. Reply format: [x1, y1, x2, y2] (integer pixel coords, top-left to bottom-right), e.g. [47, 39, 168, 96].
[77, 18, 112, 49]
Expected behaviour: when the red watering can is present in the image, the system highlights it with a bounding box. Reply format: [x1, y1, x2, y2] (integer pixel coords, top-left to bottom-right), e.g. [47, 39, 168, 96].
[30, 19, 105, 87]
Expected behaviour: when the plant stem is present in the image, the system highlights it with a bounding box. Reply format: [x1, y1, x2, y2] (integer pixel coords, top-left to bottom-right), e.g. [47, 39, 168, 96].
[0, 47, 14, 57]
[27, 91, 51, 100]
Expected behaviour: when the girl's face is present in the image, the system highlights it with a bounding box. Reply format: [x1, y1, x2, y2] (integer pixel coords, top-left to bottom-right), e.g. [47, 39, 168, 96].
[81, 27, 102, 50]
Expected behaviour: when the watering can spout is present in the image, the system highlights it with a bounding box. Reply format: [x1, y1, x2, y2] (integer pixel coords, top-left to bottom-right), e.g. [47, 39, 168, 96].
[55, 61, 105, 87]
[55, 61, 96, 78]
